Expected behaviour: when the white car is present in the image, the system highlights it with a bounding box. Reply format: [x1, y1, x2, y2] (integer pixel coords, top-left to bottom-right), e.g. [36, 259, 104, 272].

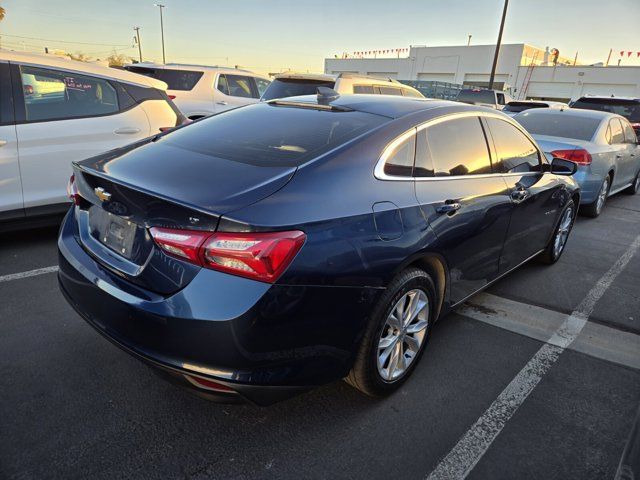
[0, 50, 184, 225]
[260, 72, 425, 101]
[124, 63, 271, 119]
[503, 100, 568, 117]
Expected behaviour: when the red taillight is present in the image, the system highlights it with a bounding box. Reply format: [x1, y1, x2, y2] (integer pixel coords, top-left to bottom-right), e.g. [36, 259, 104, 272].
[66, 174, 80, 205]
[149, 227, 306, 283]
[551, 148, 592, 165]
[168, 94, 176, 100]
[159, 126, 174, 132]
[631, 123, 640, 134]
[24, 85, 34, 95]
[183, 374, 235, 393]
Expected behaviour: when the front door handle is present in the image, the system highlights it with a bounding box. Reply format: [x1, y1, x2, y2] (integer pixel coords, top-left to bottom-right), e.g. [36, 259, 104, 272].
[511, 189, 528, 201]
[216, 101, 228, 106]
[436, 202, 461, 214]
[114, 127, 141, 135]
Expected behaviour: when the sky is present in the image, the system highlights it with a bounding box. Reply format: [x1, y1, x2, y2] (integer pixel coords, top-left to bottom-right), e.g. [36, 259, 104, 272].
[1, 0, 639, 75]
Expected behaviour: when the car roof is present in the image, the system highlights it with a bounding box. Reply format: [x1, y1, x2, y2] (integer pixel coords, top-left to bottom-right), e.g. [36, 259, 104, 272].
[274, 72, 338, 82]
[272, 93, 495, 119]
[576, 95, 640, 102]
[0, 49, 168, 89]
[516, 107, 619, 121]
[127, 62, 266, 77]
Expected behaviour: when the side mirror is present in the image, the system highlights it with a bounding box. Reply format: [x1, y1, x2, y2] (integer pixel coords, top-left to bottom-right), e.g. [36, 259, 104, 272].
[550, 157, 578, 175]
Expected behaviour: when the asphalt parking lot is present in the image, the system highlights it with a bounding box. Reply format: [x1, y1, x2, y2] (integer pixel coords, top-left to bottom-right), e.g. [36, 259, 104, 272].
[1, 193, 639, 480]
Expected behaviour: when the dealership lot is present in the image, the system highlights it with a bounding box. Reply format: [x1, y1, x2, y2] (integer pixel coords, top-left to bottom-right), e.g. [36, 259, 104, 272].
[1, 193, 639, 480]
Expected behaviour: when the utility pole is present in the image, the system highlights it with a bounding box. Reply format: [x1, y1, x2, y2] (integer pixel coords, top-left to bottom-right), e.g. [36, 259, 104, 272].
[605, 48, 612, 67]
[467, 35, 472, 46]
[488, 0, 509, 90]
[154, 3, 166, 64]
[133, 26, 143, 62]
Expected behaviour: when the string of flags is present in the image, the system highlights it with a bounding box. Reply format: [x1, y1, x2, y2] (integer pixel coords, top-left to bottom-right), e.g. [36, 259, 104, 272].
[336, 48, 410, 59]
[619, 51, 640, 57]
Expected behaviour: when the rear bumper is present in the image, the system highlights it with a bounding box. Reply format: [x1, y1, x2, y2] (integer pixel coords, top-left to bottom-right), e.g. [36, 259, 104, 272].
[573, 167, 603, 204]
[57, 210, 382, 405]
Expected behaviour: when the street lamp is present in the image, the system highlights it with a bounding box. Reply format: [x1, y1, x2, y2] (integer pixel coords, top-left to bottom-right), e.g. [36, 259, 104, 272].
[488, 0, 509, 90]
[153, 3, 166, 64]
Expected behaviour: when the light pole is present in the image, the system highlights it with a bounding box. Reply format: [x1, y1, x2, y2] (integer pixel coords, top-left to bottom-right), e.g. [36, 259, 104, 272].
[133, 26, 143, 62]
[154, 3, 166, 64]
[488, 0, 509, 90]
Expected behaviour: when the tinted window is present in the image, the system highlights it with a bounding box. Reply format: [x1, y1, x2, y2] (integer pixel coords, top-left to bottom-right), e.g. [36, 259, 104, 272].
[486, 118, 541, 173]
[571, 98, 640, 123]
[20, 66, 118, 122]
[610, 119, 625, 144]
[516, 111, 601, 141]
[225, 74, 257, 98]
[414, 130, 435, 177]
[379, 86, 402, 96]
[456, 89, 495, 105]
[353, 85, 374, 94]
[162, 103, 387, 167]
[125, 66, 203, 91]
[383, 134, 415, 177]
[496, 93, 505, 105]
[503, 102, 548, 113]
[424, 117, 492, 176]
[254, 78, 271, 97]
[622, 120, 638, 144]
[261, 79, 335, 101]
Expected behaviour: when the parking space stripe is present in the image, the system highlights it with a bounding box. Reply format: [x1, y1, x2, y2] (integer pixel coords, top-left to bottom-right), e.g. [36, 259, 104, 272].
[0, 266, 59, 284]
[426, 233, 640, 480]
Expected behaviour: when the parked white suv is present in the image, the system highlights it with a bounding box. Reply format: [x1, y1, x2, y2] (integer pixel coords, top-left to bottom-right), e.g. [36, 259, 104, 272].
[0, 50, 184, 225]
[260, 73, 424, 101]
[124, 63, 271, 119]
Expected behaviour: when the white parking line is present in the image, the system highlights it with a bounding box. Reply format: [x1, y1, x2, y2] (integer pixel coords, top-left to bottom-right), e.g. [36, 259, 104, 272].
[0, 266, 59, 284]
[426, 233, 640, 480]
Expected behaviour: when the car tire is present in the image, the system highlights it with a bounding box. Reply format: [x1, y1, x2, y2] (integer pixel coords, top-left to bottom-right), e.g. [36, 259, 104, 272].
[624, 172, 640, 195]
[538, 200, 576, 264]
[345, 267, 436, 397]
[581, 175, 610, 218]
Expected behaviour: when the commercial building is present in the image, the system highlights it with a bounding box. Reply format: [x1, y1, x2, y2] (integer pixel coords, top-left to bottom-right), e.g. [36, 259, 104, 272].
[325, 43, 640, 101]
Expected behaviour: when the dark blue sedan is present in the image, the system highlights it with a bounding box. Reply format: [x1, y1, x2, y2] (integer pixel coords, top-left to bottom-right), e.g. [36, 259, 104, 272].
[58, 93, 580, 405]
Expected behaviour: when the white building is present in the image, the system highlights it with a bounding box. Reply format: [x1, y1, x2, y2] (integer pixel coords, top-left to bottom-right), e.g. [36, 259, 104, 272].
[325, 43, 640, 101]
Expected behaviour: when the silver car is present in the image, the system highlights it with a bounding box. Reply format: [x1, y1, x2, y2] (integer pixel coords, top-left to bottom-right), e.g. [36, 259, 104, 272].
[515, 108, 640, 217]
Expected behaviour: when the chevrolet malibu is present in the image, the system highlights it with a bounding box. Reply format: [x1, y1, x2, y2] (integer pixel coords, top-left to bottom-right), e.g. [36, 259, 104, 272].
[58, 93, 580, 405]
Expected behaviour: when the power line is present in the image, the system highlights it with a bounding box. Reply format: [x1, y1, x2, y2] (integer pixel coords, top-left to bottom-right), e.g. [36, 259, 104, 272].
[0, 33, 130, 47]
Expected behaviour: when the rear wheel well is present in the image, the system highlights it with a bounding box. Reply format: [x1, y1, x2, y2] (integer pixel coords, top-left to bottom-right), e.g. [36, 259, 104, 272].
[406, 256, 447, 319]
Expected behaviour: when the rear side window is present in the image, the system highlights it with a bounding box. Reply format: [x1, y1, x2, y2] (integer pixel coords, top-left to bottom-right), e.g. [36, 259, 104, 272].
[485, 118, 541, 173]
[254, 78, 271, 97]
[125, 66, 203, 91]
[353, 85, 374, 94]
[383, 134, 415, 177]
[378, 86, 402, 96]
[222, 74, 258, 99]
[423, 117, 492, 176]
[162, 102, 387, 167]
[20, 65, 118, 122]
[622, 120, 638, 144]
[402, 88, 423, 98]
[609, 118, 625, 144]
[516, 111, 601, 141]
[261, 79, 335, 101]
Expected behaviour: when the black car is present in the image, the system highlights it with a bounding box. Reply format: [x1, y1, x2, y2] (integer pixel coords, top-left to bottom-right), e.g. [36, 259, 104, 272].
[571, 96, 640, 136]
[58, 93, 580, 405]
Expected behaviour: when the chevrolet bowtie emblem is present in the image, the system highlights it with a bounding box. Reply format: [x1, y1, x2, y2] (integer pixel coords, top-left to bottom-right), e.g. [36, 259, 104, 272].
[94, 187, 112, 202]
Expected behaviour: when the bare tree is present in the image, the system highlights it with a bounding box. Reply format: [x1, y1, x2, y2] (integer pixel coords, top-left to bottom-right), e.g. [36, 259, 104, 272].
[106, 52, 131, 67]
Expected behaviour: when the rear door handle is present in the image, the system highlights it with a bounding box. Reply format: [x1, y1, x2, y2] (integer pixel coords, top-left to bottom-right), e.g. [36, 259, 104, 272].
[114, 127, 141, 135]
[216, 101, 228, 106]
[436, 202, 461, 214]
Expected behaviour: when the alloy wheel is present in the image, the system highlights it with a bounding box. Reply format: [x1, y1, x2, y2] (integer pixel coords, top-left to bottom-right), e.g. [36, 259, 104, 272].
[377, 289, 429, 382]
[596, 177, 609, 214]
[553, 206, 573, 259]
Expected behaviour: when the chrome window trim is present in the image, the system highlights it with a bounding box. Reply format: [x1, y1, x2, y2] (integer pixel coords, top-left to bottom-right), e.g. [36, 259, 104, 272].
[374, 110, 547, 182]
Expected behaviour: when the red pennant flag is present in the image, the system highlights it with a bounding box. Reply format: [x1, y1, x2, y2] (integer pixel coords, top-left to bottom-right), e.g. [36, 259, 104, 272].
[628, 51, 633, 57]
[620, 50, 625, 57]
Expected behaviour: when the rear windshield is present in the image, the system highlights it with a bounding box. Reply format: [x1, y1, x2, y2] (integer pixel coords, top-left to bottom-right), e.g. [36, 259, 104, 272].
[261, 79, 335, 101]
[456, 89, 495, 104]
[516, 111, 601, 141]
[503, 102, 548, 113]
[571, 98, 640, 123]
[125, 66, 203, 91]
[162, 102, 387, 166]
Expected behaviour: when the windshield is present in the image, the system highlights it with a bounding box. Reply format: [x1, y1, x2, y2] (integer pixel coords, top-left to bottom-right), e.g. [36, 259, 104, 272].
[571, 99, 640, 123]
[261, 78, 335, 101]
[516, 111, 601, 141]
[456, 89, 496, 104]
[124, 66, 203, 91]
[162, 102, 387, 167]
